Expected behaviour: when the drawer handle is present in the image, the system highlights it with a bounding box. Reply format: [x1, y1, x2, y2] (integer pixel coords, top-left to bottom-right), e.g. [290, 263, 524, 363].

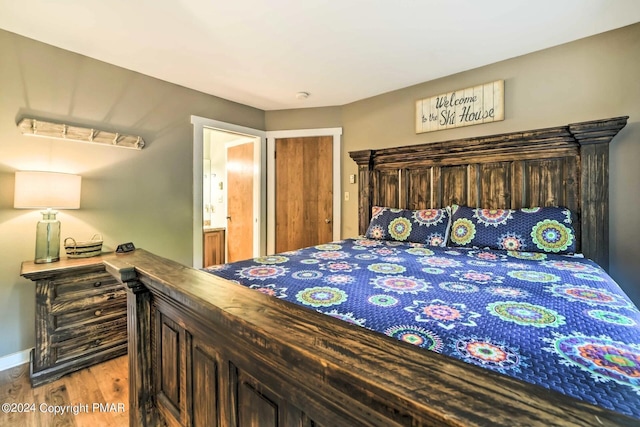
[93, 281, 102, 287]
[94, 310, 102, 317]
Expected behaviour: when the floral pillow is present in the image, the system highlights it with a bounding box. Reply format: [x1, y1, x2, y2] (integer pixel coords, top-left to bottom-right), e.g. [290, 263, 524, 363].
[365, 206, 450, 246]
[448, 204, 577, 254]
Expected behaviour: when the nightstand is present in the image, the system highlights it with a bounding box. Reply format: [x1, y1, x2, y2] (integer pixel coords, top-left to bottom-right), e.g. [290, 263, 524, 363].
[20, 254, 127, 387]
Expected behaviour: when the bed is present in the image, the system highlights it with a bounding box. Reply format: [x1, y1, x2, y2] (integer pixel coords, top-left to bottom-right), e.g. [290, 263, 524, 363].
[206, 232, 640, 420]
[106, 116, 639, 426]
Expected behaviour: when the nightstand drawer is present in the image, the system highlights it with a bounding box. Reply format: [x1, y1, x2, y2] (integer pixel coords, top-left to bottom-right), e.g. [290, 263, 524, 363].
[51, 287, 126, 315]
[54, 299, 126, 330]
[53, 271, 119, 300]
[52, 317, 127, 364]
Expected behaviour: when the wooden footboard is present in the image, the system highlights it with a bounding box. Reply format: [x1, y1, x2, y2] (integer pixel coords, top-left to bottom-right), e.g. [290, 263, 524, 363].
[104, 250, 637, 427]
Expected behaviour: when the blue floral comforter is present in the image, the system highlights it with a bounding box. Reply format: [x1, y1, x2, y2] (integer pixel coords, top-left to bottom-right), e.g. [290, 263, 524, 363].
[205, 238, 640, 419]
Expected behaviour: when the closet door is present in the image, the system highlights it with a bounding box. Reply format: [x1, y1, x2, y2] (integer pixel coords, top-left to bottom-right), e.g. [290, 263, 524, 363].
[275, 136, 333, 252]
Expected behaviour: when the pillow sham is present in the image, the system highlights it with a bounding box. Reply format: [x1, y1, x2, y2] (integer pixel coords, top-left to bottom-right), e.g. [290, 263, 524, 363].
[448, 204, 576, 254]
[365, 206, 450, 246]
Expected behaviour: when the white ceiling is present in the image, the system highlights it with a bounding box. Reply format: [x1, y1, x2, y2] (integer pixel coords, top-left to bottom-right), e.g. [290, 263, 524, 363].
[1, 0, 639, 111]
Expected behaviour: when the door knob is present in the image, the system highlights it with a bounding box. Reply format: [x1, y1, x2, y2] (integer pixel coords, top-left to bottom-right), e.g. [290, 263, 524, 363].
[325, 218, 332, 224]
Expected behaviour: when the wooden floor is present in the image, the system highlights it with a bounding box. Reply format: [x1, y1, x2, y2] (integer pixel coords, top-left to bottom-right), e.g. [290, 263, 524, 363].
[0, 356, 128, 427]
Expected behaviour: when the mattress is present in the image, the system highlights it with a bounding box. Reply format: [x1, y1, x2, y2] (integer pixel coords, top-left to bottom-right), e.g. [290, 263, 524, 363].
[205, 238, 640, 419]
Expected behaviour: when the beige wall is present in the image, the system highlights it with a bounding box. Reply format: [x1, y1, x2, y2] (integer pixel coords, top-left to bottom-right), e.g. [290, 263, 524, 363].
[0, 30, 264, 358]
[339, 23, 640, 304]
[266, 106, 342, 130]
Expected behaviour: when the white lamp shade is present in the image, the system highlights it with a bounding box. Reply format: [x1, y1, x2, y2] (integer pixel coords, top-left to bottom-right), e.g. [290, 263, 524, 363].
[14, 171, 81, 209]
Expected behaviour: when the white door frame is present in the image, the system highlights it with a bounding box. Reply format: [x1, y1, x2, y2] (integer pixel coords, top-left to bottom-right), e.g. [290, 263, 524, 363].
[191, 116, 266, 268]
[266, 127, 343, 255]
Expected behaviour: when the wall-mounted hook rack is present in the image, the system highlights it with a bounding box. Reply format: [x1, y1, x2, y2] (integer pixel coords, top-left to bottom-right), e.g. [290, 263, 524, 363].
[17, 118, 145, 150]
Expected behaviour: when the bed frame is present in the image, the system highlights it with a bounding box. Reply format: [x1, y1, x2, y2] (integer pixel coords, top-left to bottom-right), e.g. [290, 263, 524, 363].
[105, 117, 635, 427]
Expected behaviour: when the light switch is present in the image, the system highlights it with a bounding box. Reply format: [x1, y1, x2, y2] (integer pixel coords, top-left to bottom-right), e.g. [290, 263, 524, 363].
[349, 174, 356, 184]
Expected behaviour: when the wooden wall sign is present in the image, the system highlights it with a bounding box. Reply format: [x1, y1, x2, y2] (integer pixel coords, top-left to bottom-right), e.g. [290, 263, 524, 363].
[415, 80, 504, 134]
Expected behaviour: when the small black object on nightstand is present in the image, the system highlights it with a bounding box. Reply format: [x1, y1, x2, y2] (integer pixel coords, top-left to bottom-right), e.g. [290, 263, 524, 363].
[116, 242, 136, 253]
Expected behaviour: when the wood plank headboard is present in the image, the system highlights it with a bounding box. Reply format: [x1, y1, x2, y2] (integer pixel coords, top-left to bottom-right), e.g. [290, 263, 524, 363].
[349, 116, 628, 271]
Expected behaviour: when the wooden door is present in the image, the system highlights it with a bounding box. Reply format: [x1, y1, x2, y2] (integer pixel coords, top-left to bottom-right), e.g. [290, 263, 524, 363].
[227, 142, 254, 262]
[275, 136, 333, 253]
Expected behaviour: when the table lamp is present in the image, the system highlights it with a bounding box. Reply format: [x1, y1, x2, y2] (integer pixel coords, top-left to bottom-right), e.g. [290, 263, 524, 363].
[14, 171, 82, 263]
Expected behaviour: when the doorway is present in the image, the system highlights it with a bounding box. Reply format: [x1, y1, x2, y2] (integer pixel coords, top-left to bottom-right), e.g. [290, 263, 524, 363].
[191, 116, 266, 269]
[204, 129, 260, 265]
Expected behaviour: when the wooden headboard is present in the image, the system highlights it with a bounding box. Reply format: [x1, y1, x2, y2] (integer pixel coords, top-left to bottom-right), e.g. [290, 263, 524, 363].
[350, 116, 628, 271]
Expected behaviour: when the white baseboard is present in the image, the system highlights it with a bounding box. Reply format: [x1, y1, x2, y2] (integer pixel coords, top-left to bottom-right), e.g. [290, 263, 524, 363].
[0, 348, 32, 371]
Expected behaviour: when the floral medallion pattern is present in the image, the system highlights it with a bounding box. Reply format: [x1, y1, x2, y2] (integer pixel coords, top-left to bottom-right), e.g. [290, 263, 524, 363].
[384, 325, 443, 351]
[237, 265, 288, 281]
[405, 299, 481, 330]
[425, 233, 446, 246]
[418, 256, 462, 268]
[498, 232, 526, 251]
[413, 208, 447, 225]
[315, 243, 343, 251]
[248, 283, 288, 298]
[295, 287, 347, 307]
[451, 270, 503, 284]
[311, 250, 350, 260]
[291, 270, 323, 280]
[507, 251, 547, 261]
[439, 281, 479, 293]
[254, 255, 289, 264]
[546, 284, 633, 309]
[487, 301, 566, 328]
[323, 274, 356, 286]
[406, 247, 435, 257]
[539, 260, 600, 273]
[389, 217, 412, 241]
[467, 250, 507, 262]
[486, 286, 530, 299]
[543, 333, 640, 391]
[367, 263, 406, 275]
[531, 219, 574, 253]
[370, 275, 431, 294]
[318, 261, 360, 273]
[507, 270, 561, 283]
[586, 310, 636, 327]
[450, 218, 476, 245]
[473, 208, 513, 227]
[452, 336, 527, 374]
[368, 294, 400, 307]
